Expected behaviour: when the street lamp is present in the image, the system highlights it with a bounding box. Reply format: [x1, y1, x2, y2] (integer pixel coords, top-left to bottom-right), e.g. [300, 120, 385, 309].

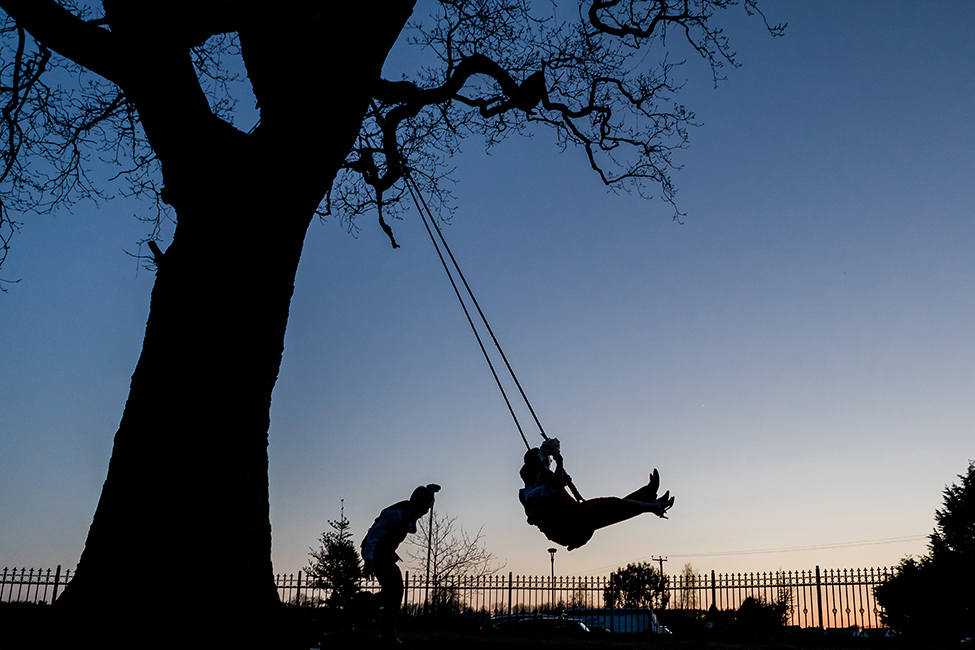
[548, 548, 557, 609]
[424, 504, 434, 615]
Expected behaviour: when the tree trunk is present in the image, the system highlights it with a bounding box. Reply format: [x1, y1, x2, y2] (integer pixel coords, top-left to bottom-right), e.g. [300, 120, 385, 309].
[55, 172, 317, 646]
[38, 4, 418, 646]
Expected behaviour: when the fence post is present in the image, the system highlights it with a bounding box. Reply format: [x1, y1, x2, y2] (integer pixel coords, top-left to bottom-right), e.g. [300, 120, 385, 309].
[711, 570, 717, 610]
[51, 565, 62, 603]
[815, 565, 824, 630]
[403, 571, 409, 611]
[507, 572, 513, 616]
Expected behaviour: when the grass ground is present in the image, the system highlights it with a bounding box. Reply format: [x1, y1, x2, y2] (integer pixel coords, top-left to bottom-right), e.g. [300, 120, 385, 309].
[0, 602, 950, 650]
[336, 623, 935, 650]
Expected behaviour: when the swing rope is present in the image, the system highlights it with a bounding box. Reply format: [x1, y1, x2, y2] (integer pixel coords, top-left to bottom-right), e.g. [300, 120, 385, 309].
[360, 103, 581, 499]
[406, 176, 534, 450]
[402, 171, 586, 502]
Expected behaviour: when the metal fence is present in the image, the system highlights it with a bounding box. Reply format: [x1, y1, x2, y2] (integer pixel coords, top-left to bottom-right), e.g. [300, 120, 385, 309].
[275, 565, 894, 630]
[3, 564, 891, 630]
[670, 566, 894, 630]
[0, 566, 72, 605]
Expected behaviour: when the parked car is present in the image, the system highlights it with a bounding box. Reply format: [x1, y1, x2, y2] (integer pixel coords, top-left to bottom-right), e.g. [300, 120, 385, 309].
[564, 607, 672, 635]
[481, 614, 590, 635]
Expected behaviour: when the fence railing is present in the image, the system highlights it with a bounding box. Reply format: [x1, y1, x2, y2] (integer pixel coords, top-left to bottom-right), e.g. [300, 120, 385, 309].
[275, 565, 894, 630]
[2, 564, 892, 630]
[670, 566, 894, 630]
[0, 566, 72, 605]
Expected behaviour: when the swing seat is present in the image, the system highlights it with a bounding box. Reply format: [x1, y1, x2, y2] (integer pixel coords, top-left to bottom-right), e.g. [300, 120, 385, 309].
[530, 510, 596, 550]
[520, 487, 595, 550]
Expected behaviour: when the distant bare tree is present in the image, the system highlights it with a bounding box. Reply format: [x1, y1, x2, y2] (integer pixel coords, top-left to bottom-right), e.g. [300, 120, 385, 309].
[405, 509, 503, 612]
[677, 562, 698, 610]
[774, 570, 794, 617]
[406, 510, 504, 580]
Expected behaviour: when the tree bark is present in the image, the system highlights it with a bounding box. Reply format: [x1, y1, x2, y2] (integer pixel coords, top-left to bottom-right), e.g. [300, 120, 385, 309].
[54, 165, 319, 646]
[0, 2, 417, 645]
[48, 2, 413, 648]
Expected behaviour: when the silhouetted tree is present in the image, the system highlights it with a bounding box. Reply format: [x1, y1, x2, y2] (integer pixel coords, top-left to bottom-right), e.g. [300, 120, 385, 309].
[677, 562, 698, 609]
[604, 561, 669, 610]
[404, 509, 503, 613]
[0, 1, 782, 645]
[306, 501, 362, 609]
[875, 460, 975, 642]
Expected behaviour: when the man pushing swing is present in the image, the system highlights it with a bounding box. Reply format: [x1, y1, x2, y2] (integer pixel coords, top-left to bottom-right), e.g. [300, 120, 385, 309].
[362, 483, 441, 644]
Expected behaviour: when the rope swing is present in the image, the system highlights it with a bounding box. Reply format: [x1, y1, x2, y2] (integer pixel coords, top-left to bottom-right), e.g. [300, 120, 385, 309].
[402, 172, 585, 502]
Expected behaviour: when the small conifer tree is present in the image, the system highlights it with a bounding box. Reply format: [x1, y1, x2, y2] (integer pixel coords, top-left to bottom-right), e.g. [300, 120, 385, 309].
[306, 500, 362, 609]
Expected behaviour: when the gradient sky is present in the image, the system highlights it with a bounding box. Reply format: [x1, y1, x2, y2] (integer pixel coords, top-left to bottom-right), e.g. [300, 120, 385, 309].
[2, 1, 973, 581]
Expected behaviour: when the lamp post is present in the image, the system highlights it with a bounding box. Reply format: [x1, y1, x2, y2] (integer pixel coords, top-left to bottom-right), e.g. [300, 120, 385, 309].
[548, 547, 557, 610]
[424, 504, 434, 615]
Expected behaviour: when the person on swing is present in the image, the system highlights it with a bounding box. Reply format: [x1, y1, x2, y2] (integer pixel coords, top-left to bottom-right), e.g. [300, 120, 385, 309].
[518, 439, 674, 550]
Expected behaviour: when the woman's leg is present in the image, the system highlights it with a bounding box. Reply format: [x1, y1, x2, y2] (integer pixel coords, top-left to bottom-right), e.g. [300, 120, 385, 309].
[538, 487, 673, 551]
[582, 496, 666, 532]
[623, 468, 660, 502]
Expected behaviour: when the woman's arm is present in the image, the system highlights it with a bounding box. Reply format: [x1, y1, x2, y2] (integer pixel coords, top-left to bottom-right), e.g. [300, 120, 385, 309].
[551, 453, 571, 487]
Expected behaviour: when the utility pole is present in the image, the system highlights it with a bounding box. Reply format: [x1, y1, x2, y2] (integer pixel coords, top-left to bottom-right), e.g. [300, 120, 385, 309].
[652, 556, 668, 610]
[652, 555, 668, 575]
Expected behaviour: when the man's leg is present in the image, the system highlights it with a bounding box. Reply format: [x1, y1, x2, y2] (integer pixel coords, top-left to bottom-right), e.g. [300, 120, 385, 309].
[374, 560, 404, 642]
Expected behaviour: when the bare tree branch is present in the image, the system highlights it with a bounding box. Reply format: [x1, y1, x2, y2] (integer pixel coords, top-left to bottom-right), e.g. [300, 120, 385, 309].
[404, 510, 504, 585]
[0, 0, 120, 83]
[0, 0, 782, 270]
[333, 0, 784, 228]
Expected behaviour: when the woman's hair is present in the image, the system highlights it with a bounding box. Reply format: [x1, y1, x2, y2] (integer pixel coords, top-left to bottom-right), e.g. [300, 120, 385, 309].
[523, 448, 542, 466]
[520, 448, 543, 484]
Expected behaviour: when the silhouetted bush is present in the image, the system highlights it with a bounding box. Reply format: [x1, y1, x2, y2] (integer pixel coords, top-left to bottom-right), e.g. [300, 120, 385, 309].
[875, 461, 975, 643]
[656, 607, 707, 633]
[735, 595, 789, 635]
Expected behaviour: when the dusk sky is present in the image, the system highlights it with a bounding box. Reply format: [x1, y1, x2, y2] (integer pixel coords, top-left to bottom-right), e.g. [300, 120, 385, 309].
[2, 1, 972, 581]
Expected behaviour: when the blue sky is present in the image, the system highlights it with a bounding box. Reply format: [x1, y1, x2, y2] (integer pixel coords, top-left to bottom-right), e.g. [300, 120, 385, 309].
[2, 1, 973, 580]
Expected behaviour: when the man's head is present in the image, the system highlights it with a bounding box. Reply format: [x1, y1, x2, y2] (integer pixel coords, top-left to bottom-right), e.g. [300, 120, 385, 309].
[409, 483, 440, 517]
